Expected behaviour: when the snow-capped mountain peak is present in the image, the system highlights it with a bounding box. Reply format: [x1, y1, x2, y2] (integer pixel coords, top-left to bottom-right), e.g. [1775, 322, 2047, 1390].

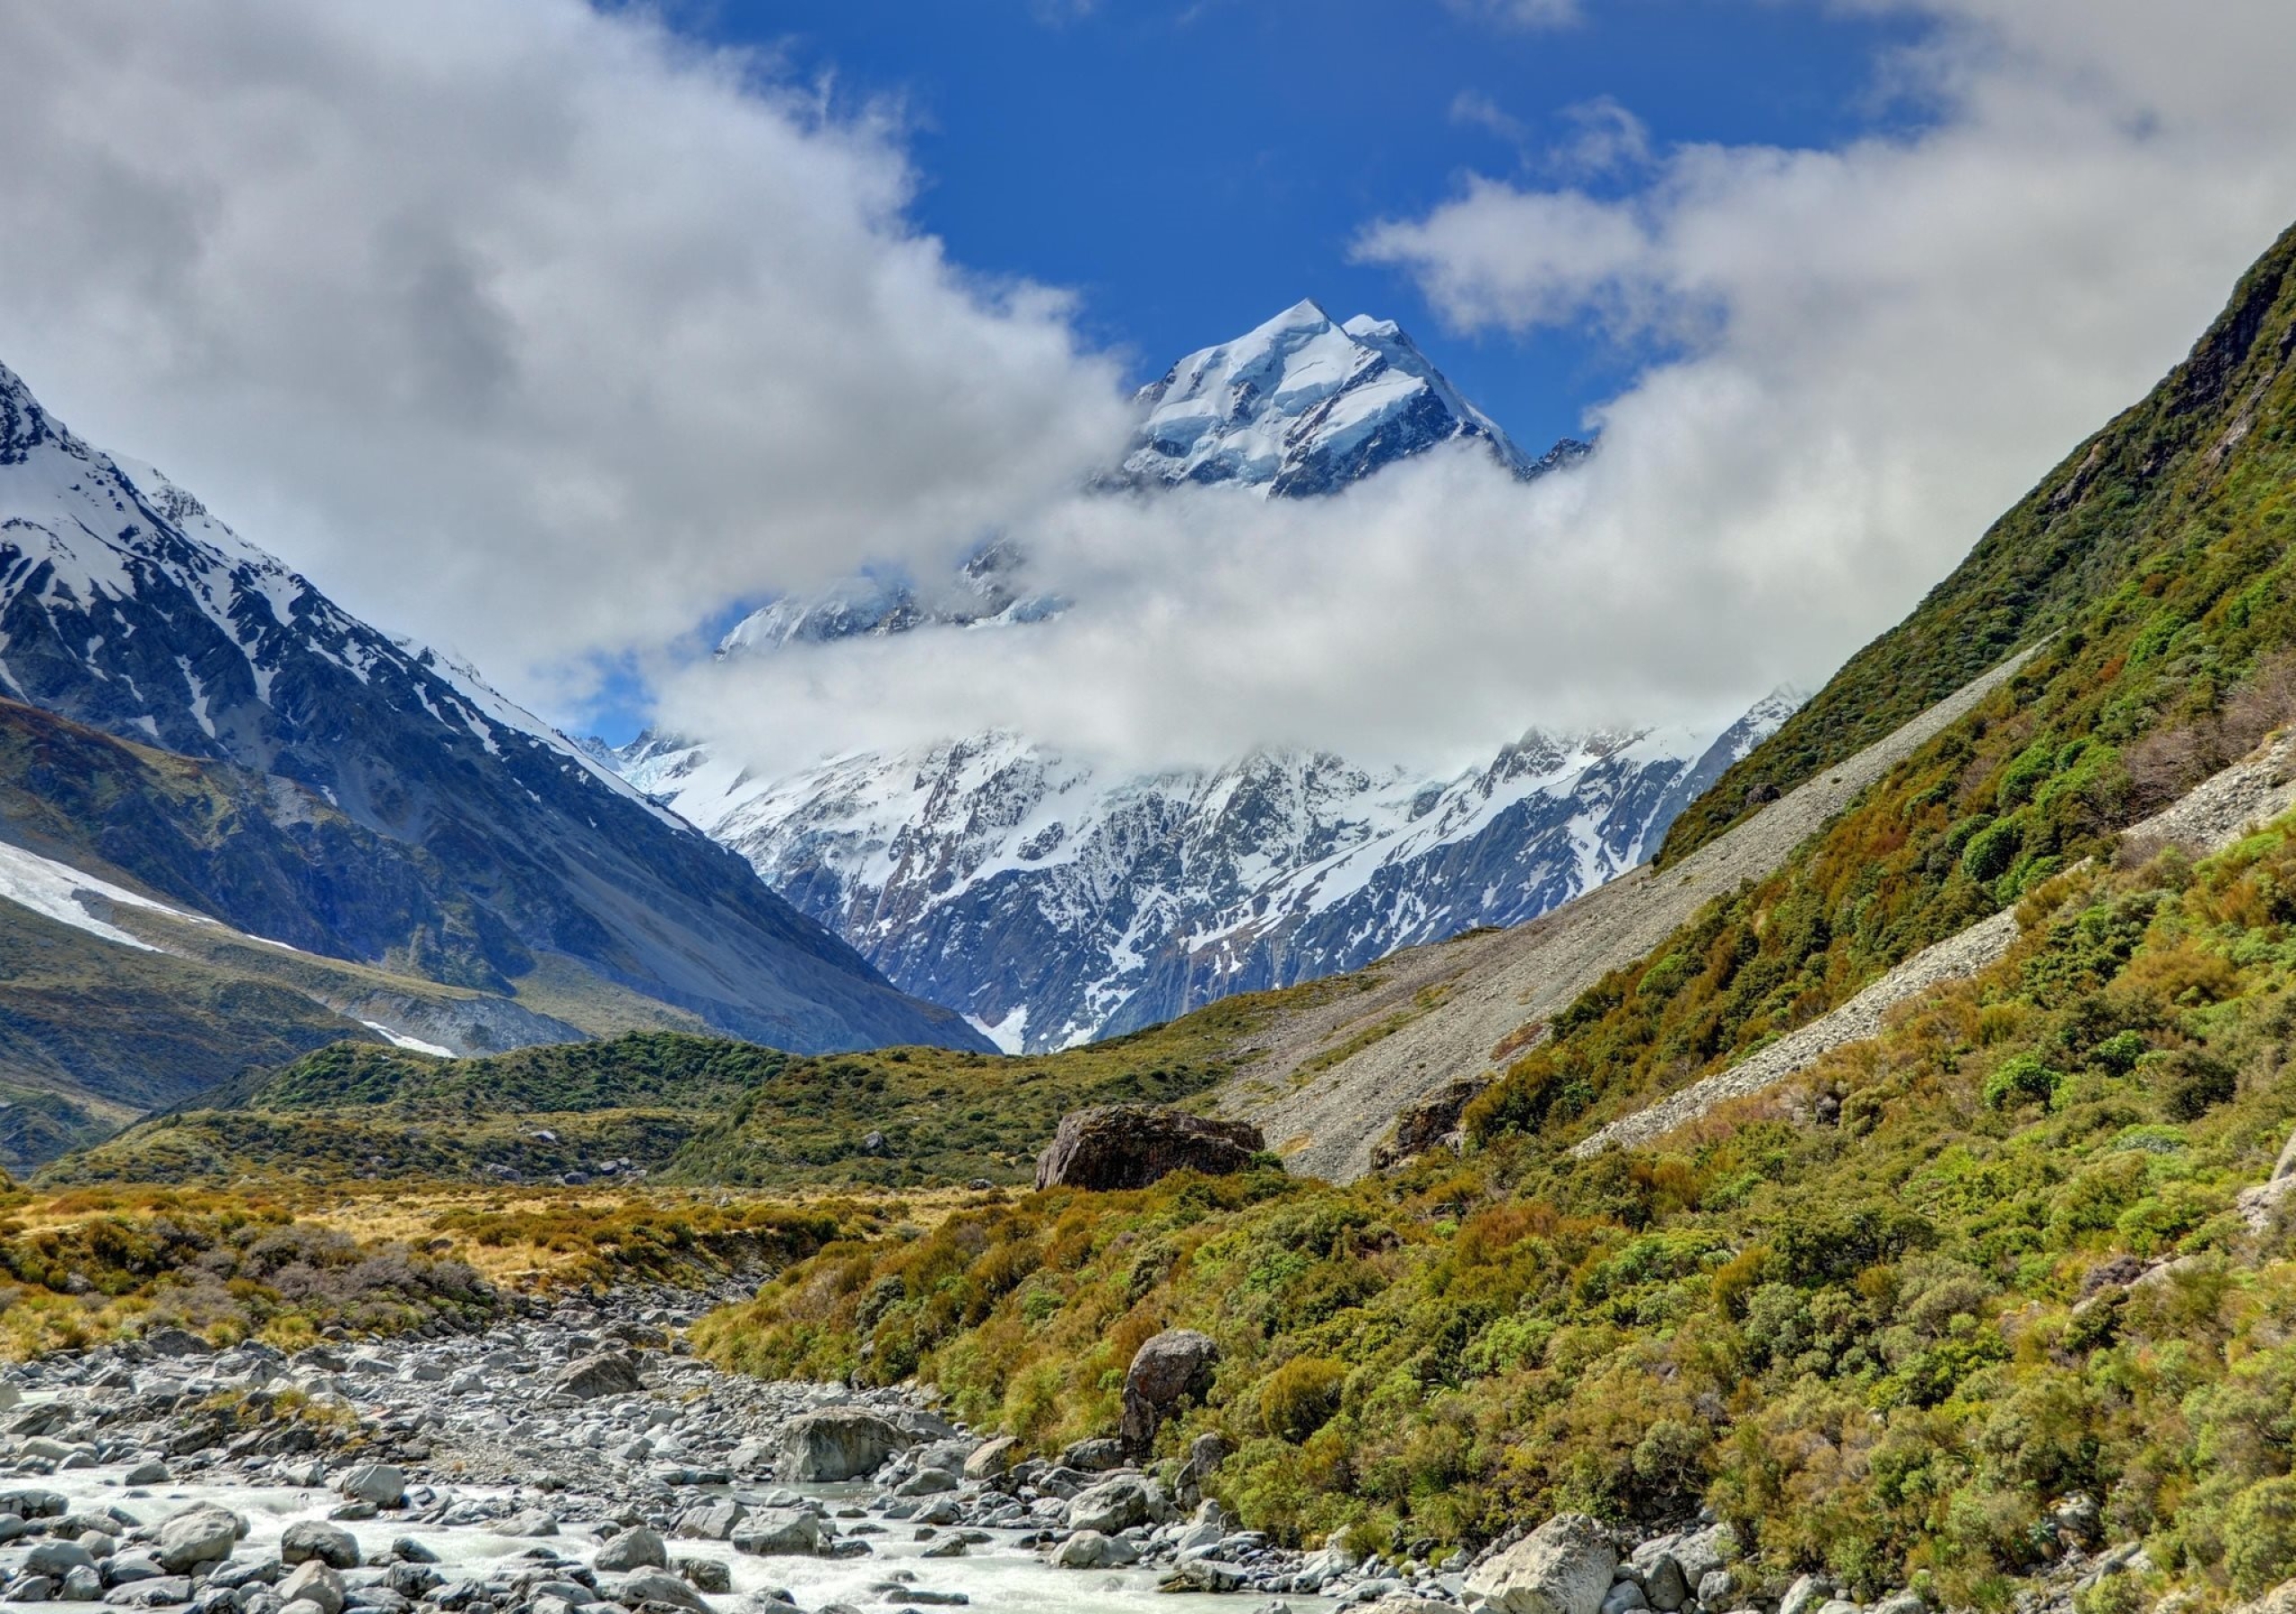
[1121, 299, 1579, 497]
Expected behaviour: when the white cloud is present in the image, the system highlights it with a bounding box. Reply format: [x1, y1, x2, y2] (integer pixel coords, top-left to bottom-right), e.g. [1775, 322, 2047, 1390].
[1451, 91, 1531, 147]
[7, 0, 2296, 785]
[1552, 96, 1653, 177]
[0, 1, 1128, 709]
[1444, 0, 1585, 30]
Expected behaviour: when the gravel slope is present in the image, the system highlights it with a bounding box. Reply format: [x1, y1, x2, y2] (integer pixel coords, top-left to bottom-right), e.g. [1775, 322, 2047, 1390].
[1213, 649, 2039, 1183]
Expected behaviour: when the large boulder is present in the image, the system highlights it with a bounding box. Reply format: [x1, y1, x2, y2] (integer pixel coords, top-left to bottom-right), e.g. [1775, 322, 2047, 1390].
[594, 1528, 668, 1573]
[552, 1352, 643, 1400]
[1370, 1075, 1491, 1170]
[1065, 1474, 1152, 1535]
[335, 1462, 405, 1507]
[281, 1521, 361, 1570]
[1035, 1106, 1265, 1192]
[154, 1504, 246, 1573]
[279, 1560, 346, 1614]
[1121, 1329, 1220, 1452]
[1464, 1514, 1618, 1614]
[730, 1510, 825, 1558]
[776, 1409, 915, 1482]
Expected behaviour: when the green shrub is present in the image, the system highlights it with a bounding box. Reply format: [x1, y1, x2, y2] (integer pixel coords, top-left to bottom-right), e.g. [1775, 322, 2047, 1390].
[2227, 1475, 2296, 1596]
[2146, 1050, 2239, 1121]
[1258, 1356, 1348, 1443]
[1982, 1054, 2063, 1111]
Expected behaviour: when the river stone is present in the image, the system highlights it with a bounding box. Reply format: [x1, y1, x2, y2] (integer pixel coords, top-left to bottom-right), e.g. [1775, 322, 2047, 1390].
[336, 1463, 405, 1508]
[618, 1570, 710, 1612]
[63, 1563, 104, 1601]
[281, 1522, 361, 1571]
[776, 1409, 913, 1482]
[677, 1558, 733, 1594]
[596, 1528, 669, 1572]
[1051, 1531, 1138, 1569]
[672, 1499, 744, 1540]
[552, 1353, 642, 1401]
[1065, 1475, 1152, 1536]
[281, 1559, 347, 1614]
[155, 1504, 246, 1573]
[25, 1540, 97, 1575]
[962, 1437, 1020, 1481]
[1121, 1329, 1220, 1451]
[732, 1510, 824, 1558]
[1060, 1438, 1127, 1473]
[1463, 1513, 1616, 1614]
[1035, 1105, 1264, 1192]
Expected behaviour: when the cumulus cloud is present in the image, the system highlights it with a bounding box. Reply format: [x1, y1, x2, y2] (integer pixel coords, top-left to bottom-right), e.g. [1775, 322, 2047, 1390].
[0, 1, 1128, 705]
[8, 0, 2296, 781]
[672, 0, 2296, 777]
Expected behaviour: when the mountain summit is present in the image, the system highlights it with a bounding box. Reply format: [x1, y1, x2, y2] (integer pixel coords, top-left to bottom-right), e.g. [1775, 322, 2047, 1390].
[1119, 299, 1586, 496]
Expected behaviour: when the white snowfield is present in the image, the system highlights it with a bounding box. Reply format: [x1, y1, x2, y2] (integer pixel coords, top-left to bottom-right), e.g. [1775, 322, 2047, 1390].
[0, 837, 209, 951]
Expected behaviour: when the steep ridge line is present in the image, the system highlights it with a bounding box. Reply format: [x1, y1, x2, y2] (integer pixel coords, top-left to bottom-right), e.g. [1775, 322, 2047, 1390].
[1213, 646, 2040, 1183]
[1574, 725, 2296, 1159]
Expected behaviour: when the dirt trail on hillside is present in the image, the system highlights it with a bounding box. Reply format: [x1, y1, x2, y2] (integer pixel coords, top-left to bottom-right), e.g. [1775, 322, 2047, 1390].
[1214, 648, 2039, 1183]
[1571, 724, 2296, 1160]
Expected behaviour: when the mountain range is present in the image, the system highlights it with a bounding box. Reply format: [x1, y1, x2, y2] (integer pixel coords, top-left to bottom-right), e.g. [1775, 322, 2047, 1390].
[610, 302, 1778, 1052]
[0, 358, 990, 1151]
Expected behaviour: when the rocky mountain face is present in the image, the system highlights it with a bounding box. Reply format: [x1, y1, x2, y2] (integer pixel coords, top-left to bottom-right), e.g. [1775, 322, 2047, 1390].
[611, 306, 1766, 1053]
[0, 360, 989, 1057]
[1118, 299, 1584, 495]
[621, 699, 1796, 1054]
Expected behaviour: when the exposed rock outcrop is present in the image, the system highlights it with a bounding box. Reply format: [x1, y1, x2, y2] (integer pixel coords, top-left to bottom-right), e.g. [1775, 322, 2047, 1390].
[1036, 1106, 1265, 1191]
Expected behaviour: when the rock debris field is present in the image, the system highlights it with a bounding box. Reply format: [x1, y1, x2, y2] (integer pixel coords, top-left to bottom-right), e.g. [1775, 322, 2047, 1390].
[0, 1290, 1500, 1614]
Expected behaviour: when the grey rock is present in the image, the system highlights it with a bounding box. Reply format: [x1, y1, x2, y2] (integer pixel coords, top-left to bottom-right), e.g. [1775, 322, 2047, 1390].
[961, 1437, 1019, 1481]
[279, 1561, 346, 1614]
[1779, 1576, 1833, 1614]
[675, 1559, 731, 1595]
[1065, 1475, 1152, 1536]
[27, 1542, 99, 1577]
[775, 1410, 913, 1483]
[335, 1464, 405, 1508]
[595, 1530, 668, 1573]
[616, 1571, 710, 1613]
[1645, 1553, 1689, 1611]
[1462, 1514, 1616, 1614]
[1120, 1329, 1219, 1452]
[155, 1505, 245, 1573]
[552, 1354, 642, 1401]
[1050, 1532, 1138, 1570]
[281, 1523, 361, 1571]
[1036, 1106, 1263, 1193]
[730, 1511, 824, 1558]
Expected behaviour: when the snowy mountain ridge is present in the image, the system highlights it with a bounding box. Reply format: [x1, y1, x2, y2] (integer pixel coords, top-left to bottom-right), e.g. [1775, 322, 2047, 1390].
[619, 693, 1799, 1054]
[0, 357, 990, 1054]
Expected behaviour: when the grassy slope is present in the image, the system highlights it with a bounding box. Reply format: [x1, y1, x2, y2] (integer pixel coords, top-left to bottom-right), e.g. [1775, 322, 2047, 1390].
[1658, 223, 2296, 867]
[691, 222, 2296, 1606]
[49, 987, 1300, 1189]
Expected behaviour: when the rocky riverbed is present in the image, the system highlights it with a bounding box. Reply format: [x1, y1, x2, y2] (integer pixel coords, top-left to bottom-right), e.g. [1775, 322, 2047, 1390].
[0, 1290, 1438, 1614]
[0, 1289, 2154, 1614]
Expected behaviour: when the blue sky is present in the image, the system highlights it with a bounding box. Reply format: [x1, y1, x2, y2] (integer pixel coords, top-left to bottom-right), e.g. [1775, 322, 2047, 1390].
[691, 0, 1931, 455]
[14, 2, 2292, 766]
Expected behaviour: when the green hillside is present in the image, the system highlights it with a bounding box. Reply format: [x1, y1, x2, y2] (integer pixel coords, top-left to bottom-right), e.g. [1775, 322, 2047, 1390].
[48, 990, 1299, 1187]
[692, 220, 2296, 1607]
